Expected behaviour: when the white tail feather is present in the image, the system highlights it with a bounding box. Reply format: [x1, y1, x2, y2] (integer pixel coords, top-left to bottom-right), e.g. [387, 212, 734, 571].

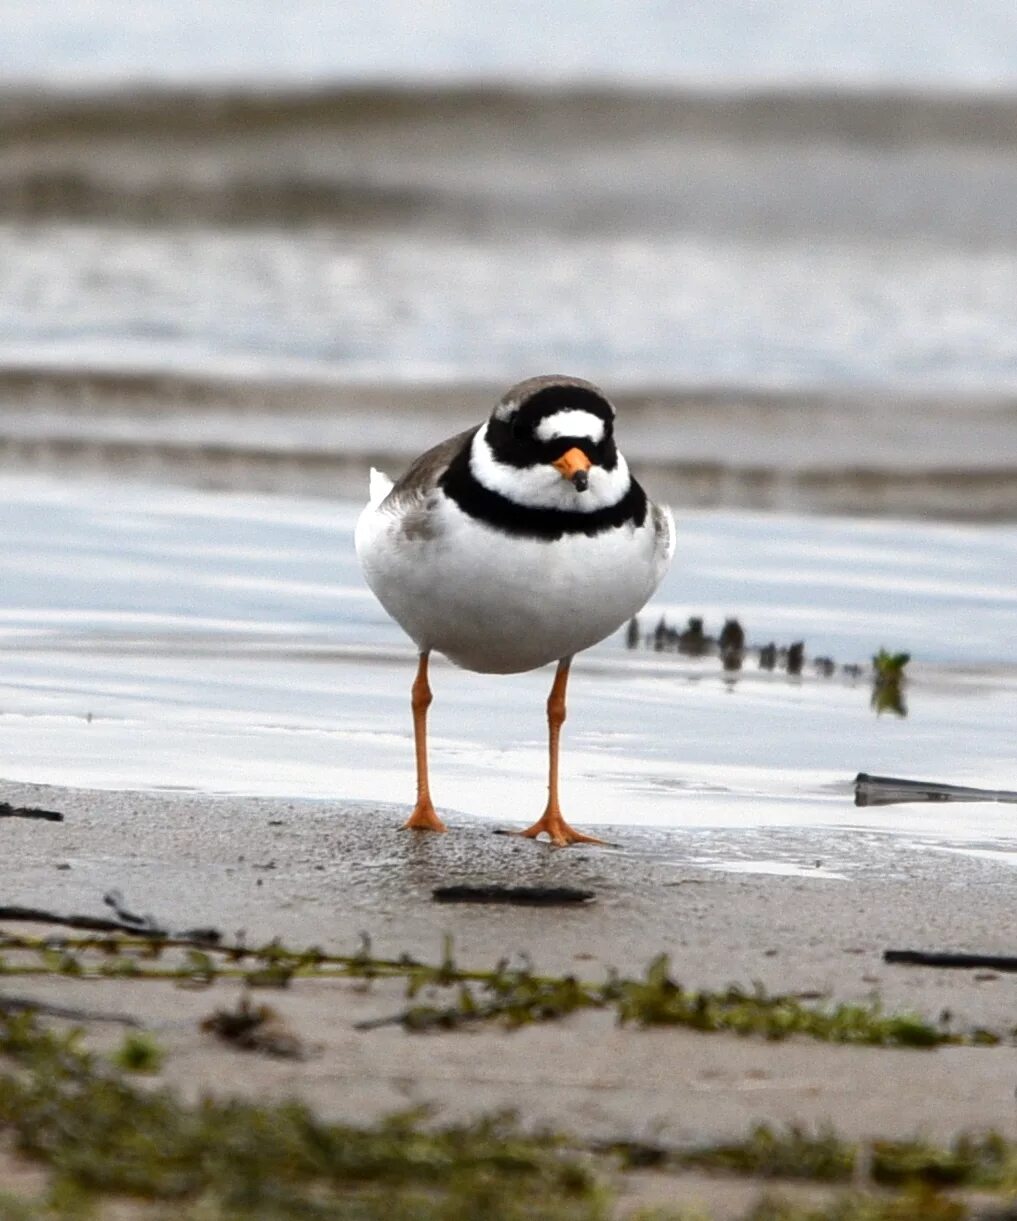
[368, 467, 394, 507]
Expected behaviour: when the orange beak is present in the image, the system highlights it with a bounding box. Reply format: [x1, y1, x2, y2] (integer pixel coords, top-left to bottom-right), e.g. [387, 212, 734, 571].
[551, 447, 593, 484]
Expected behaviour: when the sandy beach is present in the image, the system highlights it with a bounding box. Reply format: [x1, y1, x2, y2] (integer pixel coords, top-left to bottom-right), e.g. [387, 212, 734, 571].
[5, 777, 1017, 1216]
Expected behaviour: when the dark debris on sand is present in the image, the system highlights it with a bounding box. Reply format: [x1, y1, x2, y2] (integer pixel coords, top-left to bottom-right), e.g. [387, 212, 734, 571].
[0, 801, 63, 821]
[432, 885, 595, 906]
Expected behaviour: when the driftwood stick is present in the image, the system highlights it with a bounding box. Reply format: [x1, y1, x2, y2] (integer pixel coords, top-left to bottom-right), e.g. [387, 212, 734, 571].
[855, 772, 1017, 808]
[0, 906, 145, 934]
[885, 949, 1017, 972]
[0, 994, 140, 1025]
[432, 886, 594, 906]
[0, 902, 220, 944]
[0, 802, 63, 822]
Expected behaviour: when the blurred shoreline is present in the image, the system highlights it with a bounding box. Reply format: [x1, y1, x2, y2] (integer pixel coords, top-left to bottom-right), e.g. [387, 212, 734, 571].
[5, 81, 1017, 518]
[6, 84, 1017, 240]
[10, 82, 1017, 142]
[2, 365, 1017, 518]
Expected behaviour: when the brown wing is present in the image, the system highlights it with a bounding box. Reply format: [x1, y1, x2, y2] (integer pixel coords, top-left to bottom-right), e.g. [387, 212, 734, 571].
[380, 427, 478, 541]
[384, 427, 478, 509]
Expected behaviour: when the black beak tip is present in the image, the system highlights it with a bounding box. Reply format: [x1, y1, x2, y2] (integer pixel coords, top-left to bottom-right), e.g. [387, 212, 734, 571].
[571, 470, 589, 492]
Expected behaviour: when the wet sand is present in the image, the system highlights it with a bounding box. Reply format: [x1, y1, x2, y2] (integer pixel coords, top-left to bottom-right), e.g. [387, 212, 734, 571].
[5, 778, 1017, 1152]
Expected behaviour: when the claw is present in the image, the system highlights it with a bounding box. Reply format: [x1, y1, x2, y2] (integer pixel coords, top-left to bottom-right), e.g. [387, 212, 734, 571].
[516, 808, 605, 847]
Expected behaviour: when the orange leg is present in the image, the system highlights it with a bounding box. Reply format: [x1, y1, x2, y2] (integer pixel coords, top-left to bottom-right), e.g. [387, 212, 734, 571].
[518, 658, 604, 846]
[403, 652, 447, 832]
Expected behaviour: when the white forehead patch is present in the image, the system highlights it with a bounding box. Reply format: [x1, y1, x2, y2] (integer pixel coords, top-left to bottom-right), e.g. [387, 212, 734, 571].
[534, 410, 605, 444]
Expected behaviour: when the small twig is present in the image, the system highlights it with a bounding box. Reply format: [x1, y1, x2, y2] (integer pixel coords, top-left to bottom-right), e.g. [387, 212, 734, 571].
[0, 993, 140, 1025]
[103, 889, 154, 928]
[885, 949, 1017, 973]
[102, 889, 166, 934]
[0, 903, 220, 943]
[0, 906, 147, 934]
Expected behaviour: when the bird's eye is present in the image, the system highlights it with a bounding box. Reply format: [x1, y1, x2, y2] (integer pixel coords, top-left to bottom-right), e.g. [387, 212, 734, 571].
[512, 421, 528, 441]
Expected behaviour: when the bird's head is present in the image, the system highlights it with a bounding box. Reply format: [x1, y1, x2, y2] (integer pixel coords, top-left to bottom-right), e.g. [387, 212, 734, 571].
[479, 375, 625, 510]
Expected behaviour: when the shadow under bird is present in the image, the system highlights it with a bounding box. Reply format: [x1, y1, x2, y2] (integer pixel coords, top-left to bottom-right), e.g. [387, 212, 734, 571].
[355, 374, 675, 845]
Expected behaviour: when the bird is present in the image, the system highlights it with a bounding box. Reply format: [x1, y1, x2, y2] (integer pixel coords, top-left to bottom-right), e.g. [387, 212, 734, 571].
[355, 374, 675, 846]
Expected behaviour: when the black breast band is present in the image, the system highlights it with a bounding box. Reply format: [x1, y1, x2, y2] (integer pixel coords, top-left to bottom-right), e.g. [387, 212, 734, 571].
[440, 444, 647, 542]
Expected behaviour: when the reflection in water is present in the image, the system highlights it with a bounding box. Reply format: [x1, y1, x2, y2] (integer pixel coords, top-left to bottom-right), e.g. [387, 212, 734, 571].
[718, 619, 745, 673]
[630, 612, 884, 704]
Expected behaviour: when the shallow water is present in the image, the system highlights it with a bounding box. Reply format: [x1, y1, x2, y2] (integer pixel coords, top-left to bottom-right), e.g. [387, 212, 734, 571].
[6, 24, 1017, 511]
[1, 474, 1014, 851]
[4, 82, 1017, 518]
[4, 7, 1017, 884]
[5, 224, 1017, 391]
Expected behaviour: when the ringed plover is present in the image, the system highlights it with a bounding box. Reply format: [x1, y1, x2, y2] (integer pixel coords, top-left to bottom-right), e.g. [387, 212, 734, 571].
[355, 374, 674, 845]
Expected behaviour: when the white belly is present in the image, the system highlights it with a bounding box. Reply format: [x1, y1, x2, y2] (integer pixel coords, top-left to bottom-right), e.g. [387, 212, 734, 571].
[356, 494, 670, 673]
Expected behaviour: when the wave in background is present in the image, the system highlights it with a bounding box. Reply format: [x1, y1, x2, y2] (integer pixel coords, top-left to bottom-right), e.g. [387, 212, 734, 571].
[4, 32, 1017, 516]
[5, 86, 1017, 242]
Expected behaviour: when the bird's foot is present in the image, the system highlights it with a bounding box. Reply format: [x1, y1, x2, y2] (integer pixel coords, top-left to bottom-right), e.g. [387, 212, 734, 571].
[515, 807, 605, 847]
[402, 800, 447, 833]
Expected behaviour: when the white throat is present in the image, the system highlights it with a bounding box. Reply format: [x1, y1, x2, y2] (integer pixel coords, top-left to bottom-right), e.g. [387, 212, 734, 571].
[469, 425, 631, 513]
